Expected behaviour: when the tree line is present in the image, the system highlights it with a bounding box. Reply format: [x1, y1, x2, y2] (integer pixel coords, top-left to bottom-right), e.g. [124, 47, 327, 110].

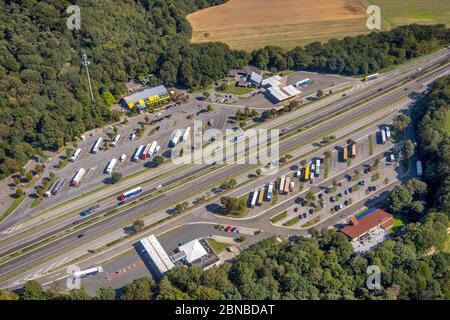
[0, 1, 449, 185]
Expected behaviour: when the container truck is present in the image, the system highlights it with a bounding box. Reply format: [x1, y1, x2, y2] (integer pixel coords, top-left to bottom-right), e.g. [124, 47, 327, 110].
[362, 73, 379, 81]
[133, 145, 145, 161]
[105, 158, 117, 174]
[416, 160, 423, 177]
[250, 190, 258, 208]
[343, 146, 348, 161]
[111, 135, 120, 147]
[381, 129, 387, 144]
[71, 168, 86, 187]
[73, 266, 103, 278]
[171, 130, 182, 147]
[142, 143, 151, 160]
[182, 127, 191, 142]
[51, 179, 62, 195]
[257, 187, 265, 206]
[304, 166, 310, 181]
[385, 126, 391, 138]
[266, 183, 274, 201]
[279, 176, 286, 192]
[351, 144, 357, 159]
[315, 163, 320, 177]
[92, 138, 103, 154]
[284, 177, 291, 194]
[70, 148, 82, 162]
[148, 141, 158, 156]
[118, 186, 142, 201]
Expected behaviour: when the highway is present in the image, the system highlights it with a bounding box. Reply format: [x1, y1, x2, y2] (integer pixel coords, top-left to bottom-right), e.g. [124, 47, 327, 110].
[0, 49, 449, 289]
[2, 47, 447, 236]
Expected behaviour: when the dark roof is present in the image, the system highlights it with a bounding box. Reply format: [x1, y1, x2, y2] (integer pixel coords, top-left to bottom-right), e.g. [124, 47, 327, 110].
[341, 208, 394, 239]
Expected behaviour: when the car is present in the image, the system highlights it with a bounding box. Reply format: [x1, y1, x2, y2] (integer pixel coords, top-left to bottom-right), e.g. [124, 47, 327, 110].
[77, 233, 84, 239]
[295, 197, 303, 204]
[344, 190, 348, 195]
[225, 226, 232, 232]
[368, 186, 373, 192]
[359, 180, 365, 186]
[318, 193, 323, 200]
[219, 226, 225, 231]
[348, 187, 353, 193]
[344, 200, 349, 206]
[73, 220, 79, 225]
[301, 201, 306, 207]
[372, 186, 377, 191]
[329, 196, 335, 202]
[338, 182, 343, 187]
[303, 213, 307, 219]
[309, 209, 314, 215]
[156, 184, 163, 190]
[120, 154, 127, 162]
[231, 227, 237, 232]
[294, 207, 299, 213]
[338, 193, 343, 198]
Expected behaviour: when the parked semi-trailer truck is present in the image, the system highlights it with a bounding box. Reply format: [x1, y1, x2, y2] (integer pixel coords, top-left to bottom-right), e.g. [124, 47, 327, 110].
[416, 160, 423, 177]
[381, 128, 387, 144]
[71, 168, 86, 187]
[171, 130, 183, 147]
[385, 126, 391, 139]
[279, 176, 286, 192]
[142, 143, 151, 160]
[133, 145, 145, 161]
[250, 189, 258, 208]
[284, 177, 291, 194]
[343, 146, 348, 161]
[92, 138, 103, 154]
[266, 182, 274, 201]
[351, 144, 357, 159]
[362, 73, 379, 81]
[148, 141, 158, 156]
[70, 148, 82, 162]
[105, 158, 117, 174]
[111, 135, 120, 147]
[73, 266, 103, 278]
[257, 187, 265, 206]
[118, 186, 142, 201]
[304, 166, 310, 181]
[51, 179, 62, 195]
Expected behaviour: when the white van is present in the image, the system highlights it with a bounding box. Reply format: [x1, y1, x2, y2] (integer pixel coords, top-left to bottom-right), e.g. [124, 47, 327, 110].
[120, 154, 127, 162]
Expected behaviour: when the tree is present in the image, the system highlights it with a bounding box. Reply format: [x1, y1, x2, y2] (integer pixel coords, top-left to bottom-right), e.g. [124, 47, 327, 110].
[133, 220, 145, 233]
[305, 191, 316, 203]
[15, 188, 24, 198]
[402, 140, 415, 159]
[256, 169, 262, 176]
[0, 290, 19, 300]
[96, 287, 116, 300]
[393, 114, 410, 132]
[21, 280, 46, 300]
[387, 185, 413, 214]
[153, 156, 164, 166]
[316, 90, 324, 99]
[110, 172, 122, 184]
[207, 105, 214, 112]
[121, 277, 155, 300]
[144, 115, 150, 123]
[220, 197, 247, 216]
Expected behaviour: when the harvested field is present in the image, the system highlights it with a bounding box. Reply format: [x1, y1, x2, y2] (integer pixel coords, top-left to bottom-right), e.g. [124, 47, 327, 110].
[187, 0, 370, 51]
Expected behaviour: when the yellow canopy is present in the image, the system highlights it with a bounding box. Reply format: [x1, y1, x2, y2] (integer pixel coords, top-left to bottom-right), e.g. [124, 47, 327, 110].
[128, 102, 135, 108]
[138, 99, 145, 105]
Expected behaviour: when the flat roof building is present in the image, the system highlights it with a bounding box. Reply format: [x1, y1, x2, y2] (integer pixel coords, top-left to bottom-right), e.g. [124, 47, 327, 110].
[140, 234, 175, 277]
[341, 208, 394, 240]
[121, 85, 170, 109]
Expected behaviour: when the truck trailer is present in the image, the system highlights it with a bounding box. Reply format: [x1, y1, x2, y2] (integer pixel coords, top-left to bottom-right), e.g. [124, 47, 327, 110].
[92, 138, 103, 154]
[105, 158, 117, 174]
[73, 266, 103, 278]
[257, 187, 265, 206]
[70, 148, 82, 162]
[343, 146, 348, 161]
[250, 189, 258, 208]
[133, 145, 145, 161]
[279, 176, 286, 192]
[142, 143, 151, 160]
[266, 182, 274, 201]
[118, 186, 143, 201]
[171, 130, 183, 147]
[71, 168, 86, 187]
[111, 135, 120, 147]
[351, 144, 357, 159]
[182, 127, 191, 142]
[148, 141, 158, 156]
[284, 177, 291, 194]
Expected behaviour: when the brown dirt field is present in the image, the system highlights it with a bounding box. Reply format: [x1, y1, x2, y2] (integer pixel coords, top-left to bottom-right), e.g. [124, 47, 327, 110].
[187, 0, 370, 51]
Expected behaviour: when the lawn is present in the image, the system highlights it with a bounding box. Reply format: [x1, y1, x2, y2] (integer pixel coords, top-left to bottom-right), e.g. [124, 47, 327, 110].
[271, 211, 287, 224]
[283, 216, 300, 227]
[301, 216, 321, 228]
[389, 213, 411, 235]
[207, 238, 231, 253]
[445, 110, 450, 134]
[219, 84, 253, 95]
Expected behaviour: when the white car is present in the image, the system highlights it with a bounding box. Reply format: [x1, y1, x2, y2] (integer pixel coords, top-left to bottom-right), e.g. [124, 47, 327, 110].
[155, 145, 161, 153]
[120, 154, 127, 162]
[156, 184, 163, 190]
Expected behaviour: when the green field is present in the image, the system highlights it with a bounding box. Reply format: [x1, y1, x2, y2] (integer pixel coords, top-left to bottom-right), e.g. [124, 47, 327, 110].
[207, 239, 230, 253]
[370, 1, 450, 28]
[271, 211, 288, 224]
[219, 84, 253, 95]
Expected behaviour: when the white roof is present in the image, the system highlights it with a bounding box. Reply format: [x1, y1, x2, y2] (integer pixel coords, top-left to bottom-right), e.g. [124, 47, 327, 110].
[268, 86, 290, 101]
[282, 85, 301, 97]
[262, 75, 282, 87]
[140, 235, 174, 275]
[179, 239, 208, 263]
[250, 71, 263, 84]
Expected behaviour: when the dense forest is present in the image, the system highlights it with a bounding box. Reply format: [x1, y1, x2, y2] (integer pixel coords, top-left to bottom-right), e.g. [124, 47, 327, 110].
[2, 76, 448, 301]
[0, 1, 449, 182]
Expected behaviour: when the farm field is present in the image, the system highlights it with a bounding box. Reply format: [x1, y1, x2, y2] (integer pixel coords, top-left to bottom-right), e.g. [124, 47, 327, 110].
[187, 0, 370, 51]
[369, 0, 450, 28]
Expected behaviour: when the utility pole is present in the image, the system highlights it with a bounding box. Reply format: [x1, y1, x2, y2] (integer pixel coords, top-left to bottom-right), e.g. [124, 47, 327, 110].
[81, 49, 94, 102]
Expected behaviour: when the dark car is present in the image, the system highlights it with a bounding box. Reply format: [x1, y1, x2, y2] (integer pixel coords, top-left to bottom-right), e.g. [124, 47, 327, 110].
[329, 196, 335, 202]
[309, 209, 314, 215]
[231, 227, 237, 232]
[303, 213, 307, 219]
[318, 193, 323, 200]
[77, 233, 84, 239]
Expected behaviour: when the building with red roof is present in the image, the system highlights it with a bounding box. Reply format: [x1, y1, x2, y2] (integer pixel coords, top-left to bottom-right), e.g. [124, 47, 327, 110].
[341, 208, 394, 241]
